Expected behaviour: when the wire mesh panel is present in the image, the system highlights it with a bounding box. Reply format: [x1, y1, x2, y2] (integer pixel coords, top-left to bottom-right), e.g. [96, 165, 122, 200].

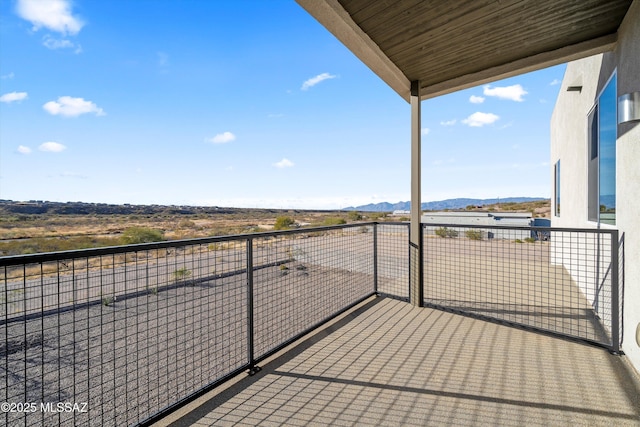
[422, 224, 618, 348]
[1, 239, 248, 426]
[376, 223, 409, 300]
[252, 225, 375, 359]
[3, 220, 620, 425]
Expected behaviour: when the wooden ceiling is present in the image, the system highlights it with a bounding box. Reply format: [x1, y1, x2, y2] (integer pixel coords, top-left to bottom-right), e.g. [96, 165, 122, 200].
[297, 0, 634, 101]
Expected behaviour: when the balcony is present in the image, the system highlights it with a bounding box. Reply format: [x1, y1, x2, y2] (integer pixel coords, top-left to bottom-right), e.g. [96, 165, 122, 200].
[1, 223, 638, 426]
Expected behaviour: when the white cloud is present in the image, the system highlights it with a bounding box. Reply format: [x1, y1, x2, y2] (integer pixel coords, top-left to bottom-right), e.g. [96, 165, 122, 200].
[157, 52, 169, 72]
[469, 95, 485, 104]
[483, 84, 528, 102]
[43, 96, 105, 117]
[157, 51, 169, 67]
[17, 145, 32, 154]
[208, 132, 236, 144]
[60, 171, 87, 179]
[43, 36, 72, 49]
[0, 92, 28, 103]
[421, 128, 430, 135]
[1, 72, 15, 79]
[462, 112, 499, 127]
[440, 119, 456, 126]
[39, 141, 66, 152]
[550, 79, 561, 86]
[273, 158, 294, 168]
[42, 35, 82, 53]
[301, 73, 337, 90]
[16, 0, 84, 35]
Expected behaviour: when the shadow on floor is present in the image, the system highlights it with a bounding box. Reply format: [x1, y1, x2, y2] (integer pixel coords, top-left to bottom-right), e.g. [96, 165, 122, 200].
[164, 297, 640, 426]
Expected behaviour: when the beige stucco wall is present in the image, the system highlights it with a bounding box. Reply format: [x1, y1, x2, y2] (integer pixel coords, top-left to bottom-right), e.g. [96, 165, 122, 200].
[551, 0, 640, 371]
[550, 54, 603, 229]
[615, 0, 640, 373]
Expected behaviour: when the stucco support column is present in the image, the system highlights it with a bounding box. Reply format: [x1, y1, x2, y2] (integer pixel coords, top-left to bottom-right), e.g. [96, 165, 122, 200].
[409, 80, 424, 307]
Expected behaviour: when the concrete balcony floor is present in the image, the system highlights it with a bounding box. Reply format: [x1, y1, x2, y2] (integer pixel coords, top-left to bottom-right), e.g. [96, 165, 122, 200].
[158, 297, 640, 426]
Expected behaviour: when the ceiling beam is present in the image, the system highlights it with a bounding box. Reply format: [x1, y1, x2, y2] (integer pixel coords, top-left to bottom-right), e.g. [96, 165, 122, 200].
[420, 33, 619, 100]
[298, 1, 624, 103]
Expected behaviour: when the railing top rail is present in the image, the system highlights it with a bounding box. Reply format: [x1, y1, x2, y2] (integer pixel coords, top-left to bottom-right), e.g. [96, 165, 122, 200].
[0, 222, 378, 267]
[421, 222, 619, 235]
[242, 221, 376, 239]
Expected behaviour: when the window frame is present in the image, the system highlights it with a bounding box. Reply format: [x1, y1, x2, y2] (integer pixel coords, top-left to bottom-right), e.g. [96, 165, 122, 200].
[587, 70, 617, 225]
[554, 160, 560, 217]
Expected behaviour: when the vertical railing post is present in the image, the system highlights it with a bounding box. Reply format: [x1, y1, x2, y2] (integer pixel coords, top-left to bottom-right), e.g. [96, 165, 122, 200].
[407, 223, 411, 301]
[420, 224, 424, 303]
[610, 229, 620, 354]
[246, 236, 261, 374]
[373, 222, 378, 295]
[409, 224, 424, 307]
[409, 80, 424, 307]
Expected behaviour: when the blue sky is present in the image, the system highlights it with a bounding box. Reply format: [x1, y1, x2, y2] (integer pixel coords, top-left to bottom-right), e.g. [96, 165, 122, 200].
[0, 0, 565, 209]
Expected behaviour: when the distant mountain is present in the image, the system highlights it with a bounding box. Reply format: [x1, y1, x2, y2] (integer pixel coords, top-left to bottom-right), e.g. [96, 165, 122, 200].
[343, 197, 547, 212]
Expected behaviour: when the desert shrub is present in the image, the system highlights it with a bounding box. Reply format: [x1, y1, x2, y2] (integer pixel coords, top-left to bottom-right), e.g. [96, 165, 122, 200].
[524, 237, 536, 243]
[323, 217, 346, 226]
[0, 236, 118, 256]
[274, 216, 295, 230]
[514, 239, 524, 243]
[120, 227, 165, 244]
[280, 264, 289, 276]
[347, 211, 362, 221]
[398, 216, 410, 221]
[368, 212, 387, 221]
[435, 227, 458, 238]
[172, 267, 191, 281]
[177, 219, 196, 229]
[465, 230, 483, 240]
[435, 227, 448, 238]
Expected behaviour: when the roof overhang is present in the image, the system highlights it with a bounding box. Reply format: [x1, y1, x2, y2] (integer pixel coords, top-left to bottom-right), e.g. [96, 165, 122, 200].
[297, 0, 634, 101]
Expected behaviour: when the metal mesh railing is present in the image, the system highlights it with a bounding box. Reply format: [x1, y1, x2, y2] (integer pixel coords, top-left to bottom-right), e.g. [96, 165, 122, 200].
[375, 223, 409, 300]
[1, 224, 379, 426]
[422, 223, 620, 349]
[0, 221, 622, 426]
[251, 225, 374, 359]
[2, 239, 249, 426]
